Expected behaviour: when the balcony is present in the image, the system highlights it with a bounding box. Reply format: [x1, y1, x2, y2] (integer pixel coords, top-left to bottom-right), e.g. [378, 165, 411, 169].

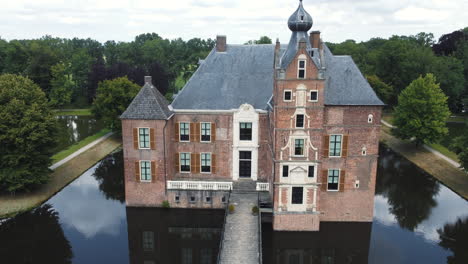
[167, 181, 233, 191]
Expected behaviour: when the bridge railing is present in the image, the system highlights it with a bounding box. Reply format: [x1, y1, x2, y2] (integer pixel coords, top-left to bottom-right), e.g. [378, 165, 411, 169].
[167, 181, 232, 191]
[256, 182, 269, 192]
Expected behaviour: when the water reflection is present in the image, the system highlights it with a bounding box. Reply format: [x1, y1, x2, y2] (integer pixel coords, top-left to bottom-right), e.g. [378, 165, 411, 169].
[376, 147, 440, 231]
[126, 207, 224, 264]
[54, 115, 104, 153]
[262, 222, 372, 264]
[0, 204, 73, 264]
[93, 150, 125, 202]
[438, 217, 468, 264]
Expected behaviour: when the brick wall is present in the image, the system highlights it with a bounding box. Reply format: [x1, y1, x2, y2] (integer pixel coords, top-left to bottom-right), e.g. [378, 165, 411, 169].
[273, 213, 320, 231]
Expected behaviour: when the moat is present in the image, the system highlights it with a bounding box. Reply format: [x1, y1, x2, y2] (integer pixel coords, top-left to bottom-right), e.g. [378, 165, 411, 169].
[0, 145, 467, 264]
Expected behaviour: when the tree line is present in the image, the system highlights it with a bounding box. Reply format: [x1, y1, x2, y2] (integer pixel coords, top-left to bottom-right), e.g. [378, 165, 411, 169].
[0, 33, 214, 108]
[327, 29, 468, 113]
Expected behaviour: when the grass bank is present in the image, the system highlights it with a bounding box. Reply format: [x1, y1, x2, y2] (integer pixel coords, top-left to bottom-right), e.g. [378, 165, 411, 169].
[0, 134, 122, 219]
[51, 128, 111, 163]
[53, 108, 92, 116]
[380, 126, 468, 200]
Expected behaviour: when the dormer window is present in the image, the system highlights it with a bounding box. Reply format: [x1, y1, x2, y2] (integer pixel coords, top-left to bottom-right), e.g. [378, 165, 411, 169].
[296, 114, 304, 128]
[300, 15, 304, 21]
[298, 59, 306, 79]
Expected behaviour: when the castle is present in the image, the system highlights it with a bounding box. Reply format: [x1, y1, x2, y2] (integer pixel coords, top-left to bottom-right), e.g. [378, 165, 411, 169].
[120, 0, 383, 231]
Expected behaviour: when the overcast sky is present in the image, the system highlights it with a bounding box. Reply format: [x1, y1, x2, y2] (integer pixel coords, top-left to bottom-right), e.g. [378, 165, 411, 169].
[1, 0, 467, 44]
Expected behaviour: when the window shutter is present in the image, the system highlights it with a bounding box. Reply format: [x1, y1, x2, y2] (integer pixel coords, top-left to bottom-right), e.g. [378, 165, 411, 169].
[195, 153, 200, 173]
[339, 170, 346, 192]
[321, 170, 328, 191]
[194, 123, 200, 142]
[190, 123, 195, 142]
[174, 123, 179, 142]
[191, 153, 197, 173]
[175, 153, 180, 172]
[211, 154, 216, 174]
[135, 161, 140, 182]
[342, 135, 349, 157]
[151, 161, 156, 182]
[133, 128, 138, 149]
[322, 136, 329, 158]
[150, 128, 156, 150]
[211, 123, 216, 141]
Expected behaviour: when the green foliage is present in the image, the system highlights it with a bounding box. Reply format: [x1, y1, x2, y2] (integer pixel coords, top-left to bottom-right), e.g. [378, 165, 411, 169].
[162, 200, 170, 208]
[49, 63, 74, 107]
[0, 74, 58, 192]
[92, 77, 140, 131]
[430, 56, 465, 112]
[366, 75, 394, 105]
[244, 36, 272, 45]
[392, 74, 451, 145]
[228, 204, 235, 214]
[450, 132, 468, 172]
[251, 205, 259, 215]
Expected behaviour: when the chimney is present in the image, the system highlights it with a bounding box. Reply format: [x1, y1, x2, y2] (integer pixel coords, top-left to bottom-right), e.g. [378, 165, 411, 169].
[275, 38, 280, 52]
[216, 35, 227, 52]
[298, 38, 307, 49]
[310, 31, 321, 49]
[144, 76, 152, 85]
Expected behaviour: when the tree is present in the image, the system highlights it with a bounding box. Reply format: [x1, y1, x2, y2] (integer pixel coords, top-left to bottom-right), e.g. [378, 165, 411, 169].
[430, 56, 465, 112]
[49, 63, 74, 108]
[0, 74, 58, 192]
[25, 41, 59, 95]
[244, 36, 272, 45]
[366, 75, 394, 105]
[70, 48, 93, 105]
[91, 77, 140, 131]
[451, 132, 468, 172]
[438, 217, 468, 264]
[392, 74, 450, 145]
[92, 151, 125, 202]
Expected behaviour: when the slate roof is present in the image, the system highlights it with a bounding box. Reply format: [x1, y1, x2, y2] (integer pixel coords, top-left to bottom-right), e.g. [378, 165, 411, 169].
[171, 44, 276, 110]
[120, 83, 173, 120]
[323, 45, 384, 106]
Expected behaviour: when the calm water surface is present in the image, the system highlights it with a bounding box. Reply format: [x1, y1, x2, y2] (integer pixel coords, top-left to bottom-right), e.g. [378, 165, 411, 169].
[53, 115, 105, 153]
[1, 146, 467, 264]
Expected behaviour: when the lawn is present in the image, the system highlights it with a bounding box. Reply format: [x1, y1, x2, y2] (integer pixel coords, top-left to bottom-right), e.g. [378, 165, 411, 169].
[53, 108, 92, 116]
[51, 128, 111, 164]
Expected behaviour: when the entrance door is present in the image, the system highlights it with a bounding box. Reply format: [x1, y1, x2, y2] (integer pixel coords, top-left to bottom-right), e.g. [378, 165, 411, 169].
[239, 151, 252, 178]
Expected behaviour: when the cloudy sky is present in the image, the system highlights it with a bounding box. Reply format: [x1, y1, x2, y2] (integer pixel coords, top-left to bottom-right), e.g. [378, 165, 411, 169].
[1, 0, 467, 44]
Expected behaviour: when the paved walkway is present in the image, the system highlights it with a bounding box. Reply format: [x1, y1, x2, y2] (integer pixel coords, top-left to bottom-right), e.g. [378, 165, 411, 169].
[381, 120, 462, 169]
[219, 192, 260, 264]
[50, 132, 114, 170]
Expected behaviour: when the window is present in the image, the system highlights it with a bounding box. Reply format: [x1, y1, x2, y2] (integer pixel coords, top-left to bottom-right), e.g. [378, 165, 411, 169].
[239, 151, 252, 177]
[142, 231, 154, 251]
[308, 166, 315, 178]
[298, 60, 306, 79]
[200, 248, 212, 264]
[180, 153, 190, 172]
[355, 180, 360, 189]
[201, 153, 211, 173]
[284, 90, 292, 101]
[294, 139, 304, 156]
[222, 196, 227, 203]
[190, 196, 196, 202]
[368, 114, 374, 123]
[296, 114, 304, 128]
[362, 147, 367, 156]
[205, 196, 211, 203]
[140, 161, 151, 181]
[240, 122, 252, 141]
[201, 122, 211, 142]
[175, 195, 180, 203]
[329, 135, 342, 157]
[282, 165, 289, 177]
[182, 248, 192, 264]
[139, 128, 150, 149]
[291, 187, 303, 204]
[179, 122, 190, 141]
[310, 90, 318, 102]
[328, 169, 340, 191]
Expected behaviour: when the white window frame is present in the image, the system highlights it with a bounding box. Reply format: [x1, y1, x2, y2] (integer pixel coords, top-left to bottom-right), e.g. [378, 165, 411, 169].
[329, 134, 343, 158]
[290, 186, 305, 205]
[297, 59, 306, 79]
[142, 231, 154, 251]
[180, 152, 191, 173]
[239, 122, 253, 141]
[282, 165, 289, 177]
[138, 127, 150, 149]
[308, 165, 315, 178]
[283, 90, 292, 102]
[200, 122, 211, 142]
[293, 138, 306, 157]
[179, 122, 190, 142]
[295, 114, 305, 128]
[309, 90, 318, 102]
[327, 169, 340, 192]
[200, 152, 212, 174]
[368, 114, 374, 123]
[140, 160, 152, 182]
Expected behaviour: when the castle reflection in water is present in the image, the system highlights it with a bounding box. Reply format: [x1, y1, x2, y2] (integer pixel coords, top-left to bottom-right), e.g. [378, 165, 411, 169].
[126, 207, 371, 264]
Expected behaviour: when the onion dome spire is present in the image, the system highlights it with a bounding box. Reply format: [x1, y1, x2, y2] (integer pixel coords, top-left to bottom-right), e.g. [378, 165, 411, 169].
[288, 0, 313, 32]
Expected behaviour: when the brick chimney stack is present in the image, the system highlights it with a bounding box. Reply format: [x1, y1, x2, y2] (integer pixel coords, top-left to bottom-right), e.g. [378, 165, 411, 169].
[310, 31, 321, 49]
[216, 35, 227, 52]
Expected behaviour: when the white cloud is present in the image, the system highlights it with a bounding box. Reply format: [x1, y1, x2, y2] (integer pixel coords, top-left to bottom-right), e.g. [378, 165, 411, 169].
[0, 0, 466, 43]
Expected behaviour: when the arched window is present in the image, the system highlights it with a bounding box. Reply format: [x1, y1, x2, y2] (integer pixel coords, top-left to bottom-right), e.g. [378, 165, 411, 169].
[368, 114, 373, 123]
